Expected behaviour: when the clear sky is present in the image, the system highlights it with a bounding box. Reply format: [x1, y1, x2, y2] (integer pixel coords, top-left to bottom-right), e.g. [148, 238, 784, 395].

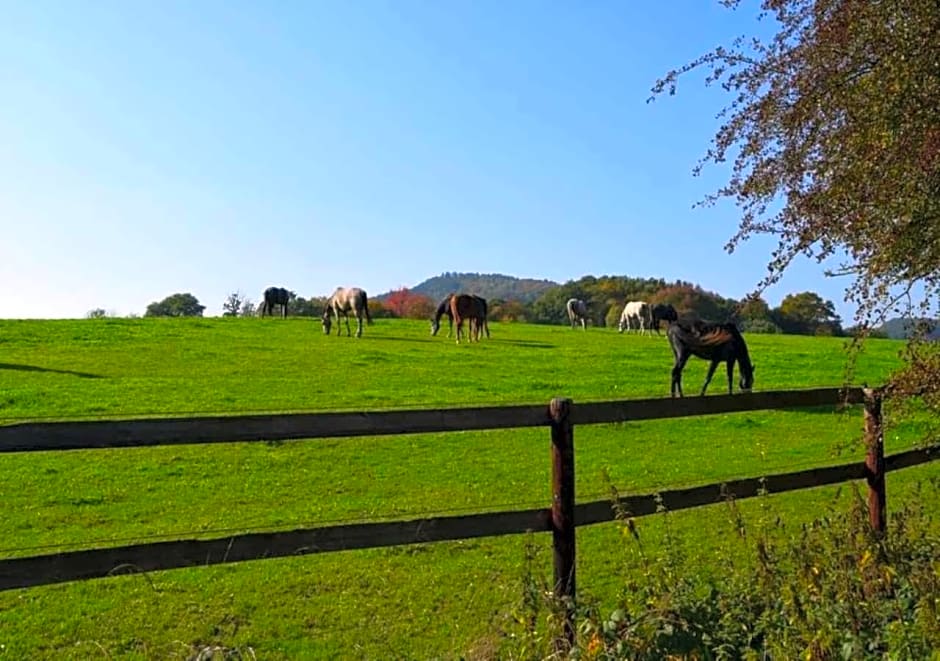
[0, 1, 856, 321]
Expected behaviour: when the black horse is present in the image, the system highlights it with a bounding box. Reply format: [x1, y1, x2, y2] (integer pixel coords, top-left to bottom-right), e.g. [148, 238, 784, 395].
[650, 304, 678, 334]
[431, 294, 490, 339]
[260, 287, 290, 318]
[667, 319, 754, 397]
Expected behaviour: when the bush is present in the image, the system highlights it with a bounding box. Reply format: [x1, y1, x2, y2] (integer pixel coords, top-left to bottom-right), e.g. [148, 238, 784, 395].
[501, 483, 940, 659]
[742, 319, 782, 334]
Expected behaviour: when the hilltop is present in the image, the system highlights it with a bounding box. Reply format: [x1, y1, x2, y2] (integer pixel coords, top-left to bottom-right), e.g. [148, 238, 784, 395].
[377, 272, 559, 304]
[879, 317, 940, 340]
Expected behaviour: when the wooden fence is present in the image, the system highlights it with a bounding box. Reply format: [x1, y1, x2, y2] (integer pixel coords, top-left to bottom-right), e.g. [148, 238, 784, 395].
[1, 386, 938, 645]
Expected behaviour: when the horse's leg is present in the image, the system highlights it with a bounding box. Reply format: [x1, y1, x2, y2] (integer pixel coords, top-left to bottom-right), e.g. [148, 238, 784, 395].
[726, 360, 735, 394]
[671, 352, 690, 398]
[700, 359, 721, 396]
[356, 312, 363, 338]
[455, 317, 463, 344]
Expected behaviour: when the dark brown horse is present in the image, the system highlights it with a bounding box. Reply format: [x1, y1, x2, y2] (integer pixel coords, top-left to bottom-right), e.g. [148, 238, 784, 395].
[260, 287, 290, 318]
[432, 294, 489, 339]
[667, 319, 754, 397]
[650, 303, 678, 334]
[449, 294, 487, 343]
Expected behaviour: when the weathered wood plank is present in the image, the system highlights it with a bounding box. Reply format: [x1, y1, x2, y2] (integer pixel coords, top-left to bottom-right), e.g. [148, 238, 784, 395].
[573, 387, 865, 425]
[0, 404, 552, 453]
[0, 508, 552, 591]
[576, 461, 867, 526]
[0, 388, 861, 453]
[885, 444, 940, 472]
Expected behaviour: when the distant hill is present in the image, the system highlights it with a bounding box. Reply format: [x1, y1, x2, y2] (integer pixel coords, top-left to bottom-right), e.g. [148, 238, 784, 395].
[879, 317, 940, 340]
[378, 272, 559, 303]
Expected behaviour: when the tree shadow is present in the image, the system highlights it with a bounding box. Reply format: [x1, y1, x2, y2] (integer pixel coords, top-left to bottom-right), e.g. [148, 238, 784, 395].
[0, 363, 102, 379]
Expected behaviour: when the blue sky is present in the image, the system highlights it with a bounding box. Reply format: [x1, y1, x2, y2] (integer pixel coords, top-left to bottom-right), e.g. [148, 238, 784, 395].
[0, 1, 856, 320]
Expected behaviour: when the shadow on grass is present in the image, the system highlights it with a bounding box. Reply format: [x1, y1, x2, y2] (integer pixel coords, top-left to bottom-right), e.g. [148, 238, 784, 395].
[493, 339, 555, 349]
[0, 363, 102, 379]
[350, 335, 434, 344]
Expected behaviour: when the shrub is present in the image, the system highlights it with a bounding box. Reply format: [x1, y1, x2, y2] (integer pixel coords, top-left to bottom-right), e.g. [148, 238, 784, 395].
[501, 482, 940, 659]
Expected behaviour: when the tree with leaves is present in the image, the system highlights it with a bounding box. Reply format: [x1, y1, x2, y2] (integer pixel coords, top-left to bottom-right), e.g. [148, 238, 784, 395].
[222, 292, 245, 317]
[651, 0, 939, 406]
[145, 293, 205, 317]
[773, 291, 843, 335]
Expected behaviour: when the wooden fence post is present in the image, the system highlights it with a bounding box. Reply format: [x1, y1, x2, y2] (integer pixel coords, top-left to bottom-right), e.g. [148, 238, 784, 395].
[863, 387, 886, 535]
[550, 396, 576, 648]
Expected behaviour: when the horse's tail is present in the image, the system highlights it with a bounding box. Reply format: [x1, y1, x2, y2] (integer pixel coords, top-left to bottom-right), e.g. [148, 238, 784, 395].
[364, 293, 373, 325]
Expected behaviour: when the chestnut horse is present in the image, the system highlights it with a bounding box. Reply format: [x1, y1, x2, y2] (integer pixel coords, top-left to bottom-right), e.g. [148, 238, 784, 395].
[431, 294, 489, 339]
[449, 294, 487, 343]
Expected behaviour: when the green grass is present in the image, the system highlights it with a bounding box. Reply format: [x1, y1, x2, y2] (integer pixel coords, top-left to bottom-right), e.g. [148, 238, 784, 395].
[0, 318, 933, 659]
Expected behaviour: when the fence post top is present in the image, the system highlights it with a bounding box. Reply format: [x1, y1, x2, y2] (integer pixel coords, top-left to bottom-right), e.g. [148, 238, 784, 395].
[549, 397, 572, 422]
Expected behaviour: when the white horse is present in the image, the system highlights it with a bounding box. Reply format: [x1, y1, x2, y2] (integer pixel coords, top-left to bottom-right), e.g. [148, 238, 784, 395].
[618, 301, 652, 334]
[566, 298, 588, 330]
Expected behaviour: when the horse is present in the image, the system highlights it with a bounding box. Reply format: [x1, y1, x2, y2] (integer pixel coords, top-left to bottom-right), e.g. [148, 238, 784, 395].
[260, 287, 290, 318]
[650, 303, 678, 334]
[322, 287, 373, 338]
[667, 319, 754, 397]
[431, 294, 490, 339]
[449, 294, 487, 343]
[618, 301, 651, 334]
[566, 298, 588, 330]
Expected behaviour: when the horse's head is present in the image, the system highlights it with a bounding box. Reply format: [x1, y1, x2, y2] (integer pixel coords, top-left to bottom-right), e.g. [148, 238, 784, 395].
[430, 318, 440, 336]
[739, 363, 755, 392]
[321, 311, 332, 335]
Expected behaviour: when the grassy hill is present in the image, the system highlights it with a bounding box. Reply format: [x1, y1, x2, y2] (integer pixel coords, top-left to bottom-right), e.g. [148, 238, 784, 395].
[0, 318, 934, 658]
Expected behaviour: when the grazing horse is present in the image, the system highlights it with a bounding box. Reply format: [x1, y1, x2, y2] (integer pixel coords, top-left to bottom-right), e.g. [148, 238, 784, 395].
[322, 287, 373, 338]
[431, 294, 490, 339]
[449, 294, 487, 343]
[650, 304, 678, 334]
[566, 298, 588, 330]
[618, 301, 651, 334]
[667, 319, 755, 397]
[260, 287, 290, 318]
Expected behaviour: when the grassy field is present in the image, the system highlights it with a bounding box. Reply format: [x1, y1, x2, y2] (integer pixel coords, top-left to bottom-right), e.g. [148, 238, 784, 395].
[0, 317, 934, 658]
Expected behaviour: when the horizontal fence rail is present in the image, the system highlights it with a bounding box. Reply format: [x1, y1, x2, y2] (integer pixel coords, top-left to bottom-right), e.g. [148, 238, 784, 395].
[0, 387, 864, 453]
[2, 444, 936, 592]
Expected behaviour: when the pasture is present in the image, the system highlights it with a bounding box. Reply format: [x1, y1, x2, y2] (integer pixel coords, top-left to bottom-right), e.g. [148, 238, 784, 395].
[0, 317, 934, 658]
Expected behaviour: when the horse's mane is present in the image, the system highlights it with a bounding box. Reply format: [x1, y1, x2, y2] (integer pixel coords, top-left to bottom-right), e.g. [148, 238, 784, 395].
[697, 327, 734, 346]
[672, 319, 750, 357]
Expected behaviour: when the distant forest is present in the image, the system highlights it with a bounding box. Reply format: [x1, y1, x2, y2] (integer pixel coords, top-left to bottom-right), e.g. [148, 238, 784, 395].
[383, 272, 847, 336]
[142, 272, 934, 339]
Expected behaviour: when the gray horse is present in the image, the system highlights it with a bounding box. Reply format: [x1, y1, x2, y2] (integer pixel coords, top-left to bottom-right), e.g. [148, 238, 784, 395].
[566, 298, 588, 330]
[322, 287, 373, 338]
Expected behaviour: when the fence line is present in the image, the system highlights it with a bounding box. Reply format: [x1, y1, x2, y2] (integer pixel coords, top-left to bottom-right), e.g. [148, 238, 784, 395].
[0, 387, 863, 453]
[4, 385, 938, 645]
[1, 444, 935, 592]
